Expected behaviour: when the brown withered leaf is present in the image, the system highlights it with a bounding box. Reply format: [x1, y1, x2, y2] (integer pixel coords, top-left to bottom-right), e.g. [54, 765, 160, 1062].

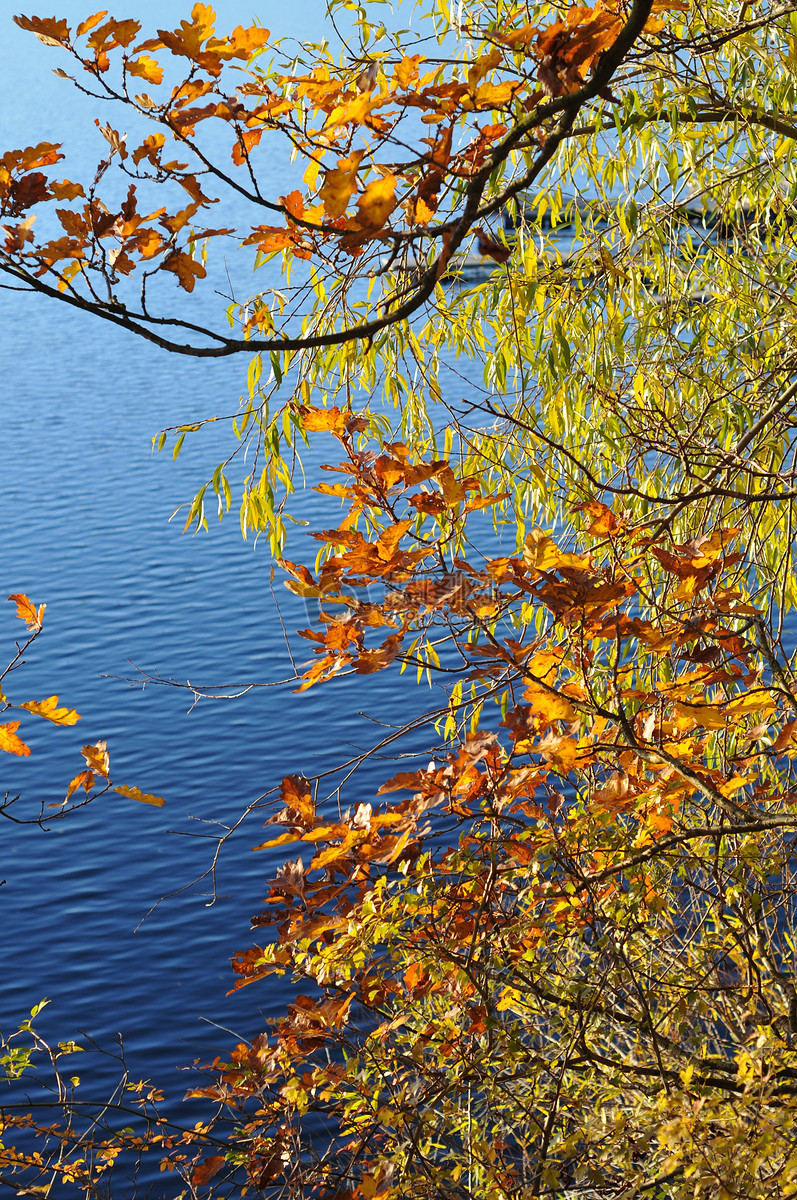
[472, 225, 511, 264]
[192, 1156, 226, 1187]
[162, 250, 206, 291]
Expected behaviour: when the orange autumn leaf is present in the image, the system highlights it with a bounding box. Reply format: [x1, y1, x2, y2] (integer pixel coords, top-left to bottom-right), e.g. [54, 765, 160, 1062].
[298, 405, 350, 434]
[282, 190, 304, 220]
[82, 740, 110, 777]
[113, 784, 166, 807]
[355, 632, 403, 673]
[49, 180, 85, 201]
[243, 226, 294, 254]
[13, 14, 70, 46]
[127, 55, 163, 85]
[76, 12, 108, 37]
[228, 24, 270, 58]
[279, 774, 314, 821]
[573, 500, 619, 536]
[66, 769, 96, 799]
[394, 54, 423, 89]
[773, 719, 797, 754]
[192, 1156, 226, 1187]
[8, 593, 45, 631]
[0, 720, 31, 757]
[19, 695, 80, 726]
[232, 128, 262, 165]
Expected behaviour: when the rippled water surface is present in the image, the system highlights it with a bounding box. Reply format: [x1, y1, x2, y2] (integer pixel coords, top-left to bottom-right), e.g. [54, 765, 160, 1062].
[0, 0, 441, 1118]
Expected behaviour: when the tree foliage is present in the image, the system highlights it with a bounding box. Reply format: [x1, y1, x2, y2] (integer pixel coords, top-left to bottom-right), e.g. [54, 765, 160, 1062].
[6, 0, 797, 1196]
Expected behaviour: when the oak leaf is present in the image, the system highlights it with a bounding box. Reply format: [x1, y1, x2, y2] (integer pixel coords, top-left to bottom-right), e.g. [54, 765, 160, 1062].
[0, 721, 30, 757]
[281, 190, 304, 220]
[13, 14, 70, 46]
[394, 54, 423, 89]
[279, 774, 314, 821]
[66, 769, 96, 799]
[192, 1156, 226, 1187]
[19, 696, 80, 726]
[127, 55, 163, 85]
[113, 784, 165, 807]
[228, 24, 270, 58]
[162, 251, 206, 292]
[298, 405, 350, 434]
[76, 12, 108, 37]
[572, 499, 619, 535]
[81, 740, 110, 777]
[8, 593, 45, 631]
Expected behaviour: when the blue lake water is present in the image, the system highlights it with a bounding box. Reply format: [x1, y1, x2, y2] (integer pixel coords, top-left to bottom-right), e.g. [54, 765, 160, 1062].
[0, 0, 446, 1129]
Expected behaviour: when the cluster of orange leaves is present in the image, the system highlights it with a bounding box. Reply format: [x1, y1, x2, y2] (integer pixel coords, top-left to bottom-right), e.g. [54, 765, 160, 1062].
[222, 433, 781, 1005]
[1, 0, 687, 288]
[0, 593, 164, 806]
[179, 460, 783, 1191]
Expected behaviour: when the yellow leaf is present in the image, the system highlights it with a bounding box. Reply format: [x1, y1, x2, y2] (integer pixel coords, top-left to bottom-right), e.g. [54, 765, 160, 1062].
[81, 740, 109, 777]
[470, 81, 518, 109]
[113, 784, 165, 807]
[523, 683, 575, 724]
[0, 721, 30, 757]
[352, 174, 396, 233]
[467, 46, 502, 90]
[671, 700, 727, 730]
[522, 530, 589, 572]
[66, 769, 96, 799]
[251, 831, 301, 851]
[127, 55, 163, 85]
[303, 158, 321, 192]
[301, 823, 350, 841]
[319, 150, 364, 220]
[19, 696, 80, 726]
[394, 54, 423, 89]
[726, 691, 776, 717]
